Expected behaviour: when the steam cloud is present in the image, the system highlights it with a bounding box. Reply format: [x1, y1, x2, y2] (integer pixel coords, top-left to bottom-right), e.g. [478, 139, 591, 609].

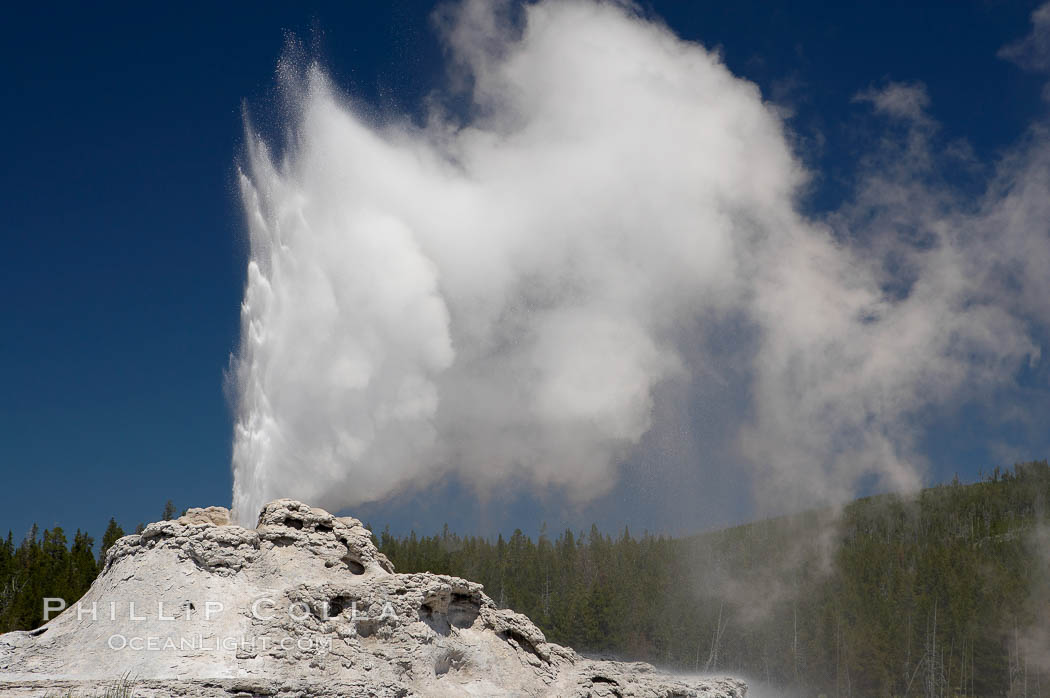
[231, 0, 1050, 525]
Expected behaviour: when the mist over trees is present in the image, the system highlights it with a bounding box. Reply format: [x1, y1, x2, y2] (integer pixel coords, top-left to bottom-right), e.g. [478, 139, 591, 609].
[4, 466, 1050, 696]
[379, 461, 1050, 697]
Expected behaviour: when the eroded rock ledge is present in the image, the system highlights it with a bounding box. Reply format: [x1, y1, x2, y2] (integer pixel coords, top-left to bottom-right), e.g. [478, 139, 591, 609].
[0, 500, 746, 697]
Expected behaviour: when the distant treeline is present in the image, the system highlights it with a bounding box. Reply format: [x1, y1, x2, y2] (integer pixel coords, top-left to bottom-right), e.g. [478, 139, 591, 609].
[4, 467, 1050, 696]
[377, 461, 1050, 697]
[0, 500, 178, 633]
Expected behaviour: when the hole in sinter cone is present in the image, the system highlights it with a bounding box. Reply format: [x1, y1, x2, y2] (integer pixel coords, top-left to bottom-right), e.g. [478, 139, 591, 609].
[420, 603, 451, 637]
[282, 517, 304, 530]
[342, 556, 366, 574]
[315, 523, 333, 533]
[340, 546, 366, 574]
[419, 594, 481, 636]
[448, 593, 481, 628]
[322, 595, 357, 619]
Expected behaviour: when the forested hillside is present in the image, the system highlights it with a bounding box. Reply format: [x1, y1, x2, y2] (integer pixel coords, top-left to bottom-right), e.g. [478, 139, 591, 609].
[378, 461, 1050, 697]
[3, 466, 1050, 696]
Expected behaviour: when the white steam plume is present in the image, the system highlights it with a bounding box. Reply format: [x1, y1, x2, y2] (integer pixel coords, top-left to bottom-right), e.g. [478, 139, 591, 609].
[230, 0, 1048, 525]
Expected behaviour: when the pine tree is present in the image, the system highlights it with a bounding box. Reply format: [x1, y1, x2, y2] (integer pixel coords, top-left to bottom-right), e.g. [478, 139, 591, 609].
[98, 518, 125, 567]
[69, 530, 97, 594]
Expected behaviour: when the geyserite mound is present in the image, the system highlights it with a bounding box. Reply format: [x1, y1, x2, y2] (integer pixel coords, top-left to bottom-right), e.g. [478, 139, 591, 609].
[0, 500, 746, 697]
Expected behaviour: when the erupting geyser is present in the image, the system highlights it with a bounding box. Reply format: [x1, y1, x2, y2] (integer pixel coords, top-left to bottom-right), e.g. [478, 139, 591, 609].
[231, 0, 1048, 525]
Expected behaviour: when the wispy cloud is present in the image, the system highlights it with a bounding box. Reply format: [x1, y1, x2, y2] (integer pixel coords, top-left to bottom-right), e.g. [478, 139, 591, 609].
[853, 81, 932, 122]
[1000, 2, 1050, 72]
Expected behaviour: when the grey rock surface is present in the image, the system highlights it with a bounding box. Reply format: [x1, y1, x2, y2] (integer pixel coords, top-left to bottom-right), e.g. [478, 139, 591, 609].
[0, 500, 747, 697]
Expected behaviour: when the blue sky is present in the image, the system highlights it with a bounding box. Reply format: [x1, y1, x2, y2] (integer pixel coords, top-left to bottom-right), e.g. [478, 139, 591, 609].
[3, 1, 1049, 544]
